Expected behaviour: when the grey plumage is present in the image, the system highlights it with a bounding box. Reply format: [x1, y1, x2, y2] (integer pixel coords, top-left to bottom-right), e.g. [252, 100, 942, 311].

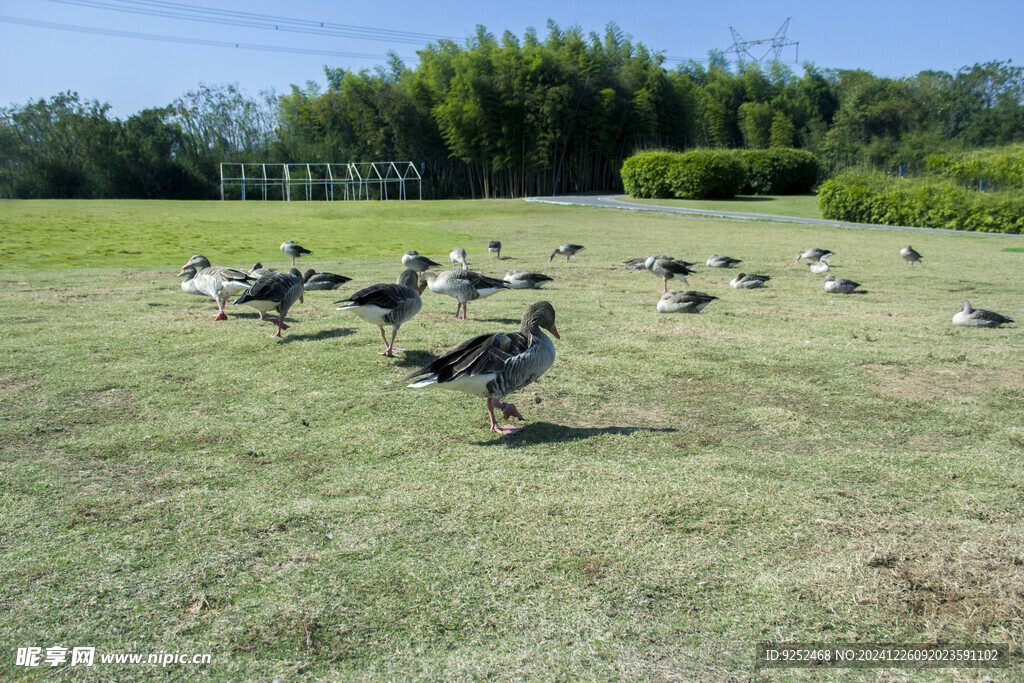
[424, 269, 510, 319]
[233, 269, 304, 336]
[824, 274, 862, 294]
[178, 254, 253, 320]
[402, 250, 442, 272]
[657, 290, 718, 313]
[301, 269, 352, 290]
[336, 269, 422, 355]
[953, 300, 1014, 327]
[729, 273, 771, 289]
[796, 247, 834, 264]
[280, 240, 311, 266]
[549, 243, 584, 262]
[504, 269, 554, 289]
[707, 254, 743, 268]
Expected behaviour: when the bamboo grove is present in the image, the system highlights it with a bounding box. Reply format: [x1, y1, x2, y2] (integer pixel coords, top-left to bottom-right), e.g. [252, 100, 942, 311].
[2, 22, 1022, 199]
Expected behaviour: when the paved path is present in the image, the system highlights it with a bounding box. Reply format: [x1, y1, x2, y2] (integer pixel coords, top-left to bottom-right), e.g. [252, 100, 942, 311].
[524, 195, 1023, 237]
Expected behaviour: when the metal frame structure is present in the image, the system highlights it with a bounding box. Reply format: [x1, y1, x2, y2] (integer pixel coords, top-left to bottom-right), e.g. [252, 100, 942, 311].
[220, 162, 422, 201]
[726, 18, 799, 65]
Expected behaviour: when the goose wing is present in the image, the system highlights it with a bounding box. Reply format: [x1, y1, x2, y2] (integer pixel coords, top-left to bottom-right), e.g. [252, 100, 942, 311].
[406, 331, 531, 384]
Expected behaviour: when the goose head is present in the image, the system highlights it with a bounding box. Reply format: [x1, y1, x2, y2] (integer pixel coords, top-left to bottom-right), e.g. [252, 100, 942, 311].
[181, 254, 211, 271]
[522, 301, 559, 339]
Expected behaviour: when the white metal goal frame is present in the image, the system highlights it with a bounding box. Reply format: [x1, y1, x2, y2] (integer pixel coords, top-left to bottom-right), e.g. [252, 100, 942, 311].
[219, 162, 422, 201]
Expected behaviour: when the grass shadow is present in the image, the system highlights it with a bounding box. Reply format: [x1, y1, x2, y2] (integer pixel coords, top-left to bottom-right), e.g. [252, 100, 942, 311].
[277, 327, 356, 344]
[391, 349, 437, 369]
[475, 317, 521, 325]
[474, 422, 677, 447]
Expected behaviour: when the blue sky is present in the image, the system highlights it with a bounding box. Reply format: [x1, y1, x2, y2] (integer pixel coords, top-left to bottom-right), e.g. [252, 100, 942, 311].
[2, 0, 1021, 118]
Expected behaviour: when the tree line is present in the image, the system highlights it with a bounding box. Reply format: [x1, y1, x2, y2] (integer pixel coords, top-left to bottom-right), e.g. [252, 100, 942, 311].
[2, 22, 1022, 199]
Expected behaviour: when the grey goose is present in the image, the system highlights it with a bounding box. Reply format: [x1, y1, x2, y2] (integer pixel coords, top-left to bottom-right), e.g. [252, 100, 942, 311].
[953, 301, 1014, 328]
[706, 254, 743, 268]
[657, 290, 718, 313]
[450, 247, 468, 269]
[233, 269, 304, 336]
[549, 243, 584, 263]
[729, 273, 771, 289]
[796, 247, 834, 264]
[424, 269, 510, 319]
[645, 255, 696, 293]
[406, 301, 559, 435]
[901, 245, 922, 268]
[503, 269, 554, 289]
[488, 240, 502, 259]
[823, 274, 862, 294]
[280, 240, 311, 266]
[336, 269, 423, 356]
[402, 250, 442, 272]
[177, 254, 253, 320]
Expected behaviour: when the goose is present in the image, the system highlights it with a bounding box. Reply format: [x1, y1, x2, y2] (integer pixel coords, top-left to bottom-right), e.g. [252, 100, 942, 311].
[707, 254, 743, 268]
[953, 300, 1014, 328]
[622, 256, 652, 270]
[488, 240, 502, 260]
[335, 269, 422, 356]
[504, 269, 554, 289]
[280, 240, 311, 266]
[901, 245, 922, 268]
[233, 269, 304, 336]
[406, 301, 559, 435]
[177, 255, 253, 320]
[248, 262, 274, 278]
[549, 243, 584, 263]
[796, 247, 834, 264]
[424, 269, 510, 320]
[824, 274, 862, 294]
[301, 269, 351, 291]
[402, 250, 442, 272]
[808, 256, 831, 274]
[657, 290, 718, 314]
[450, 247, 468, 269]
[730, 273, 771, 289]
[645, 255, 696, 293]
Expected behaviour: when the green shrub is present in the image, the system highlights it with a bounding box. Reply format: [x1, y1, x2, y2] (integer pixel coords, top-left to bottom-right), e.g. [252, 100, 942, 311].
[621, 150, 744, 200]
[818, 172, 1024, 234]
[737, 148, 819, 195]
[925, 145, 1024, 190]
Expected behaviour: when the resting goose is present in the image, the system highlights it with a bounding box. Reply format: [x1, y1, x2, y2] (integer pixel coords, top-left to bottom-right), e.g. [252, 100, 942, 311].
[504, 269, 554, 289]
[901, 245, 922, 268]
[406, 301, 559, 435]
[488, 240, 502, 260]
[953, 300, 1014, 328]
[233, 269, 304, 336]
[645, 255, 696, 293]
[177, 255, 253, 320]
[549, 243, 584, 263]
[424, 269, 510, 320]
[707, 254, 743, 268]
[808, 256, 831, 274]
[796, 247, 834, 264]
[280, 240, 311, 266]
[402, 251, 442, 272]
[824, 274, 862, 294]
[336, 269, 422, 356]
[730, 273, 771, 289]
[450, 247, 468, 269]
[657, 290, 718, 314]
[248, 262, 274, 278]
[301, 269, 351, 291]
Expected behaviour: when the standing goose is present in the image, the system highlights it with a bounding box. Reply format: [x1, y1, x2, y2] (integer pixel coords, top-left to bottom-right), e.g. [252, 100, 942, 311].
[796, 247, 834, 264]
[280, 240, 311, 266]
[953, 300, 1014, 328]
[707, 254, 743, 268]
[504, 269, 554, 289]
[177, 255, 253, 321]
[406, 301, 560, 435]
[335, 269, 422, 356]
[808, 256, 831, 274]
[233, 269, 304, 337]
[901, 245, 922, 268]
[549, 243, 585, 263]
[402, 251, 442, 272]
[729, 273, 771, 289]
[488, 240, 502, 260]
[645, 255, 696, 293]
[657, 290, 718, 313]
[824, 274, 863, 294]
[449, 247, 468, 269]
[301, 269, 352, 291]
[424, 269, 510, 320]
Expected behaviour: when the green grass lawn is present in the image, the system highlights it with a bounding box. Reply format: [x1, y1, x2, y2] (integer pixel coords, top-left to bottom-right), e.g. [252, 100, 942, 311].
[621, 193, 823, 220]
[1, 199, 1022, 680]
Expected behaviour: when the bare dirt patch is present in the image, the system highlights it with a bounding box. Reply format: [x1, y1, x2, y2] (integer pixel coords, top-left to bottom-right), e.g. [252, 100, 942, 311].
[862, 362, 1024, 401]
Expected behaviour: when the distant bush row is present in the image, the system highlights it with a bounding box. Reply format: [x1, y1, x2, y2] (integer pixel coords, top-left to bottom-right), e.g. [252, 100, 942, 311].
[818, 171, 1024, 234]
[621, 149, 819, 200]
[925, 144, 1024, 191]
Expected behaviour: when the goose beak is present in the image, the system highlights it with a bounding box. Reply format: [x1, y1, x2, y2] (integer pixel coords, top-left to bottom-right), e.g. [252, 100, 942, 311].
[176, 267, 187, 277]
[548, 324, 560, 339]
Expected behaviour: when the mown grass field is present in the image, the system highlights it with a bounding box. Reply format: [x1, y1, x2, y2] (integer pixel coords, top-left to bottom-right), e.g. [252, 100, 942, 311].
[621, 194, 824, 220]
[1, 198, 1023, 681]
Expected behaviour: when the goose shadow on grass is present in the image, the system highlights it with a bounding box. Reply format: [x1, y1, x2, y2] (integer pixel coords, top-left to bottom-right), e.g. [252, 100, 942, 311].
[391, 349, 437, 369]
[472, 422, 677, 447]
[277, 327, 355, 344]
[474, 317, 521, 325]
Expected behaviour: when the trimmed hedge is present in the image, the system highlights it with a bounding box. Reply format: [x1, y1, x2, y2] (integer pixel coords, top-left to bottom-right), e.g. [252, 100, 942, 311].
[925, 144, 1024, 191]
[738, 148, 819, 195]
[621, 150, 744, 199]
[621, 148, 817, 199]
[818, 171, 1024, 234]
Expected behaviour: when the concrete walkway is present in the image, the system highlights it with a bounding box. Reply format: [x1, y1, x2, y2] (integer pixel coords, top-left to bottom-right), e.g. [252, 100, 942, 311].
[524, 195, 1023, 237]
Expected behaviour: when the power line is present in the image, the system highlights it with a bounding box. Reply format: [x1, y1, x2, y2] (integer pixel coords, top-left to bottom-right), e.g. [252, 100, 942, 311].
[0, 15, 398, 59]
[725, 18, 799, 64]
[40, 0, 460, 46]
